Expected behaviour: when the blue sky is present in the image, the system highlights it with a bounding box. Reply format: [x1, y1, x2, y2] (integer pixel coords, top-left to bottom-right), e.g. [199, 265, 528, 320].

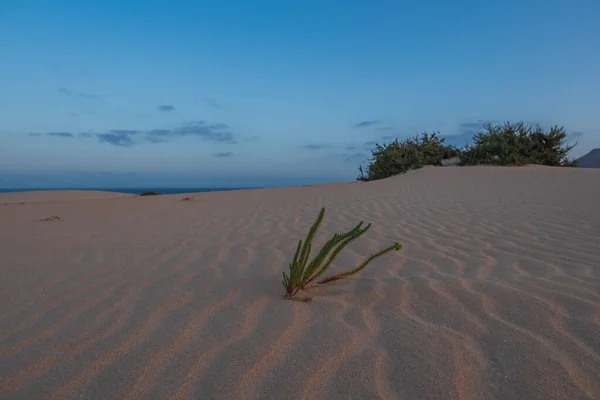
[1, 0, 599, 188]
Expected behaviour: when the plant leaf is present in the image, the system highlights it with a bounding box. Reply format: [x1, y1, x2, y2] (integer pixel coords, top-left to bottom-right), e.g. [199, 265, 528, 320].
[318, 242, 402, 284]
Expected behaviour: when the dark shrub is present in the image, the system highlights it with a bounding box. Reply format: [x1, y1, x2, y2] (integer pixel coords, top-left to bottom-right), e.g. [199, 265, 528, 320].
[139, 191, 160, 196]
[358, 132, 459, 181]
[460, 122, 577, 167]
[358, 121, 578, 181]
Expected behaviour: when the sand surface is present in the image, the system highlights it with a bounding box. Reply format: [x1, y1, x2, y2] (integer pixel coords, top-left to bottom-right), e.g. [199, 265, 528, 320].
[1, 166, 599, 400]
[0, 190, 133, 204]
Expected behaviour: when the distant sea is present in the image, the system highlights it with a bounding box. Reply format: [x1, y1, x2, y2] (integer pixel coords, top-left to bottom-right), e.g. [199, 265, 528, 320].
[0, 187, 263, 195]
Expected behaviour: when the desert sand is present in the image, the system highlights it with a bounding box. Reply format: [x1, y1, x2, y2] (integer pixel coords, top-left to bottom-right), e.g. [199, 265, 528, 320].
[0, 190, 133, 204]
[1, 166, 599, 400]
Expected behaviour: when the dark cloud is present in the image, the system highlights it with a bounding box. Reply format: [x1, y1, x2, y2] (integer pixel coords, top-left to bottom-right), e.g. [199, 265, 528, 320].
[109, 129, 143, 136]
[144, 129, 171, 143]
[47, 132, 74, 138]
[303, 144, 331, 150]
[170, 121, 233, 141]
[95, 129, 143, 147]
[29, 132, 74, 138]
[346, 145, 357, 151]
[102, 122, 234, 146]
[97, 132, 136, 147]
[214, 152, 234, 157]
[35, 121, 236, 147]
[342, 152, 370, 164]
[145, 129, 171, 137]
[441, 132, 474, 147]
[354, 120, 380, 129]
[191, 96, 230, 110]
[205, 98, 222, 110]
[363, 141, 377, 148]
[456, 120, 492, 133]
[141, 122, 234, 144]
[146, 136, 168, 144]
[59, 87, 101, 100]
[157, 104, 175, 112]
[569, 131, 584, 139]
[441, 120, 496, 148]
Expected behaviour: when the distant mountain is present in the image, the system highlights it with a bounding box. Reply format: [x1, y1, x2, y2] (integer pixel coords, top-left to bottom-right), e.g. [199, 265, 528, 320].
[576, 148, 600, 168]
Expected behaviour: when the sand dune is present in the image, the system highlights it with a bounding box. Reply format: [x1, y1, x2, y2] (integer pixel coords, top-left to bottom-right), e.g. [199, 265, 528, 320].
[1, 166, 599, 400]
[0, 190, 133, 204]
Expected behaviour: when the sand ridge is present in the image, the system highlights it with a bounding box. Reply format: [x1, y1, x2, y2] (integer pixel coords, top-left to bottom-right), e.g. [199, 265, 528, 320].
[0, 190, 134, 204]
[1, 166, 599, 400]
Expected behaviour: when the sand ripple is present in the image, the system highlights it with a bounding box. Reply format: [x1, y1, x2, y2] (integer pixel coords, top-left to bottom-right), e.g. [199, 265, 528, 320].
[1, 166, 600, 399]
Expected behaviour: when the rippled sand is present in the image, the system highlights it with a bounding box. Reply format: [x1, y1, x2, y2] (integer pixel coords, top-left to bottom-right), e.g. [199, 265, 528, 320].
[1, 166, 599, 400]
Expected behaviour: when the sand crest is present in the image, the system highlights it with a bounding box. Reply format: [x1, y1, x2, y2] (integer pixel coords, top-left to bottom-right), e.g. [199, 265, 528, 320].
[1, 166, 599, 400]
[0, 190, 133, 204]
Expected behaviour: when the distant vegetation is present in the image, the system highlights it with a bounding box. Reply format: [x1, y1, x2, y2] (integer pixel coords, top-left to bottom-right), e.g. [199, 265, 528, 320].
[358, 121, 578, 181]
[139, 191, 160, 196]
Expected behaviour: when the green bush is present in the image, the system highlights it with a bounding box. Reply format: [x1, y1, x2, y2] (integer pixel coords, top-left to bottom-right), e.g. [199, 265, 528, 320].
[358, 121, 577, 181]
[460, 122, 577, 167]
[357, 132, 459, 181]
[139, 191, 160, 196]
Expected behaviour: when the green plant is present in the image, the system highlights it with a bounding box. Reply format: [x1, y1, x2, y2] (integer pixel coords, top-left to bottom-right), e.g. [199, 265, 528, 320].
[460, 122, 577, 167]
[357, 132, 459, 181]
[139, 191, 160, 196]
[282, 207, 402, 300]
[357, 121, 579, 182]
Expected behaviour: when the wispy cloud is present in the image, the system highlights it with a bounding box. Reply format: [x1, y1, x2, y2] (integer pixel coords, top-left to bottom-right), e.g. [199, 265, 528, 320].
[33, 121, 238, 147]
[68, 109, 94, 118]
[157, 104, 175, 112]
[193, 96, 228, 110]
[29, 132, 75, 138]
[354, 120, 380, 129]
[342, 152, 370, 164]
[441, 119, 496, 147]
[303, 144, 331, 150]
[455, 120, 496, 135]
[159, 122, 233, 142]
[47, 132, 74, 138]
[109, 129, 143, 136]
[342, 140, 378, 152]
[205, 98, 222, 110]
[59, 87, 101, 100]
[569, 131, 584, 139]
[214, 152, 234, 157]
[97, 131, 138, 147]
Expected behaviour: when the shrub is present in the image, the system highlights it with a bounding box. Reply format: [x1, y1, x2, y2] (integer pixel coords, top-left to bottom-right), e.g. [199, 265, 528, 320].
[139, 191, 160, 196]
[358, 132, 459, 181]
[358, 121, 578, 181]
[460, 122, 577, 167]
[282, 207, 402, 301]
